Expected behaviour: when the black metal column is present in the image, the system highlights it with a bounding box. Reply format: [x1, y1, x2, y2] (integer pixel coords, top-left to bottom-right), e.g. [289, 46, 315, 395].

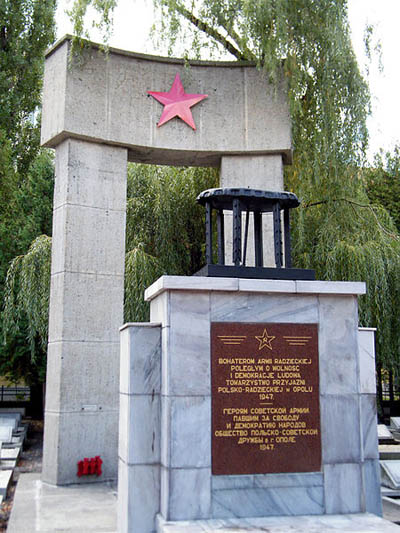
[283, 208, 292, 268]
[273, 202, 283, 268]
[254, 210, 263, 267]
[217, 209, 225, 265]
[232, 199, 242, 267]
[205, 201, 212, 264]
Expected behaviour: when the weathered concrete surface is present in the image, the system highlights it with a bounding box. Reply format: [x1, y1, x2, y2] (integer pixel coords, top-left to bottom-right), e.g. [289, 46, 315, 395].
[7, 473, 117, 532]
[42, 139, 127, 485]
[41, 36, 292, 167]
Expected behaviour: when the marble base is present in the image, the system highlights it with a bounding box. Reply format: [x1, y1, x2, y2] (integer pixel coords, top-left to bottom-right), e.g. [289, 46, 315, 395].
[156, 513, 400, 532]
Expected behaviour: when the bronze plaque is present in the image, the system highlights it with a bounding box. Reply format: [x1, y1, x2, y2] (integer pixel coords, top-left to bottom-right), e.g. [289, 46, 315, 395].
[211, 322, 321, 475]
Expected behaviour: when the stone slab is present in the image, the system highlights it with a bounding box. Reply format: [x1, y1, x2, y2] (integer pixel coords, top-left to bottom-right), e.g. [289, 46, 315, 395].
[156, 513, 400, 532]
[380, 445, 400, 460]
[0, 469, 12, 496]
[391, 418, 400, 429]
[7, 473, 117, 532]
[1, 446, 20, 460]
[381, 460, 400, 489]
[0, 426, 13, 443]
[144, 276, 366, 302]
[379, 425, 395, 440]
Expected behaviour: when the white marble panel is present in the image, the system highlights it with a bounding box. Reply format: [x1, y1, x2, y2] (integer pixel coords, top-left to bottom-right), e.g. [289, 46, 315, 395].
[156, 512, 399, 533]
[162, 466, 211, 521]
[119, 325, 161, 395]
[211, 486, 324, 518]
[118, 461, 160, 533]
[119, 393, 160, 465]
[161, 396, 211, 468]
[145, 276, 239, 302]
[166, 293, 211, 396]
[211, 293, 318, 323]
[212, 472, 323, 491]
[358, 329, 377, 394]
[324, 463, 363, 514]
[150, 292, 170, 326]
[253, 472, 324, 489]
[318, 296, 358, 395]
[320, 395, 361, 464]
[362, 459, 383, 516]
[360, 395, 379, 460]
[239, 279, 296, 293]
[296, 280, 366, 295]
[212, 475, 254, 490]
[391, 417, 400, 429]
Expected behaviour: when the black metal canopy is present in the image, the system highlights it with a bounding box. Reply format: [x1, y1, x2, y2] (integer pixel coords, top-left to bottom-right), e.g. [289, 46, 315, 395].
[194, 187, 314, 280]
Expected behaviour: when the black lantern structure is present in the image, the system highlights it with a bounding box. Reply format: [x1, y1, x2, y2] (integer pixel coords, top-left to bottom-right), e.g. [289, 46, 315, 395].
[195, 188, 314, 280]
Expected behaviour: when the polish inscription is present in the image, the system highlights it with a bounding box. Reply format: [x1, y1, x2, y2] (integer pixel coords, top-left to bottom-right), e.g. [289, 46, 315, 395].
[211, 322, 321, 475]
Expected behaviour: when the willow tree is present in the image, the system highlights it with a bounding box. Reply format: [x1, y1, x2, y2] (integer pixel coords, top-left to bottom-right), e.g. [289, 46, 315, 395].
[68, 0, 400, 377]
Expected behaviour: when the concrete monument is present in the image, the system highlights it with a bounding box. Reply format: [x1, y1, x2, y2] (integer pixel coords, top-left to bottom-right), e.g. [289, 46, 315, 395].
[41, 36, 291, 485]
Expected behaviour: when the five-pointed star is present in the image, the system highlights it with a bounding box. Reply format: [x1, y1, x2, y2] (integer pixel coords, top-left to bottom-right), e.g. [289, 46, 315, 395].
[148, 73, 208, 130]
[255, 329, 276, 351]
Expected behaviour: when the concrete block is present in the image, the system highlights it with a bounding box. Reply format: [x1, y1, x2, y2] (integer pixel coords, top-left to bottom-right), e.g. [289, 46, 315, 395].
[53, 139, 128, 211]
[119, 324, 161, 395]
[211, 486, 324, 518]
[161, 466, 211, 521]
[45, 341, 120, 412]
[324, 463, 363, 514]
[161, 396, 211, 468]
[118, 461, 160, 533]
[320, 395, 361, 464]
[220, 155, 284, 191]
[318, 295, 359, 395]
[42, 409, 119, 485]
[48, 272, 124, 343]
[42, 39, 292, 166]
[51, 204, 126, 276]
[358, 328, 377, 394]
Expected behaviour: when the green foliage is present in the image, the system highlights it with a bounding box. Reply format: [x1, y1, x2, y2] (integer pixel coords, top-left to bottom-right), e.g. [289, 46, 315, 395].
[0, 0, 56, 165]
[365, 146, 400, 232]
[70, 0, 400, 372]
[125, 163, 218, 321]
[2, 235, 52, 384]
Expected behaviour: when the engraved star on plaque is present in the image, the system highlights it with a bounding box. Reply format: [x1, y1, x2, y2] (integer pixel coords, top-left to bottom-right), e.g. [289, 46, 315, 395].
[255, 329, 275, 350]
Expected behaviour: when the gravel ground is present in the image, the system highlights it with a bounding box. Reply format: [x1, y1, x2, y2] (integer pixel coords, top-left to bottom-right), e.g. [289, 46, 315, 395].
[0, 419, 43, 532]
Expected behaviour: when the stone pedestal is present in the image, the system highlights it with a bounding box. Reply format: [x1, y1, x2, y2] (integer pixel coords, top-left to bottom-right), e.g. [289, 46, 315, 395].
[118, 276, 381, 533]
[42, 139, 127, 485]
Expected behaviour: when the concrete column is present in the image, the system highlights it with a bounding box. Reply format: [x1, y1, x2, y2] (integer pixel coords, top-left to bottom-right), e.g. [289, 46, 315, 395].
[219, 155, 284, 267]
[42, 139, 128, 485]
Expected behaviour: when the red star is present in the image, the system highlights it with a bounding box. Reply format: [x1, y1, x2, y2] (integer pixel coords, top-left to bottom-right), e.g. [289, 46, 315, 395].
[148, 73, 208, 130]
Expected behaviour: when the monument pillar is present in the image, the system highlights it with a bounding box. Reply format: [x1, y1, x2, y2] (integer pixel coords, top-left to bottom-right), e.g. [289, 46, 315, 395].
[220, 154, 284, 266]
[42, 138, 127, 484]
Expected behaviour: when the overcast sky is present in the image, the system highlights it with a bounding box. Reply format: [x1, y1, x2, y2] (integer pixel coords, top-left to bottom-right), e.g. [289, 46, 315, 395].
[55, 0, 400, 162]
